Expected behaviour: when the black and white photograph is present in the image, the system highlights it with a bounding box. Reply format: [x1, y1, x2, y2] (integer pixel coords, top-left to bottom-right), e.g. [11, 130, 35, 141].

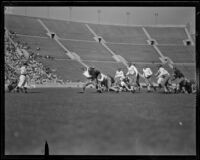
[3, 4, 197, 156]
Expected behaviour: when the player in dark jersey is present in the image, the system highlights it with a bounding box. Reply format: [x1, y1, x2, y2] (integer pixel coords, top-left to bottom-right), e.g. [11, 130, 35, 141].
[171, 67, 185, 93]
[82, 67, 101, 92]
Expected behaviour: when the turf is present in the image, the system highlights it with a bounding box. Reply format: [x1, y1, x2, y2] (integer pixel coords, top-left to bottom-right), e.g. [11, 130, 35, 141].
[5, 88, 196, 155]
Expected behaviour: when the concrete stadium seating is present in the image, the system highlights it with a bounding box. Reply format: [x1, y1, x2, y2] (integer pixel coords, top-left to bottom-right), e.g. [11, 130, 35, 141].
[5, 14, 48, 37]
[60, 40, 114, 61]
[175, 65, 196, 80]
[5, 14, 196, 82]
[158, 46, 195, 63]
[145, 27, 188, 45]
[39, 59, 85, 82]
[13, 36, 69, 59]
[42, 19, 94, 41]
[107, 44, 160, 62]
[89, 24, 148, 44]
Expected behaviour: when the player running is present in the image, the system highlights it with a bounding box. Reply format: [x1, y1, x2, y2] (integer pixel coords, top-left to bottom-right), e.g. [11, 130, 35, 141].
[126, 63, 140, 91]
[142, 66, 156, 92]
[155, 64, 170, 93]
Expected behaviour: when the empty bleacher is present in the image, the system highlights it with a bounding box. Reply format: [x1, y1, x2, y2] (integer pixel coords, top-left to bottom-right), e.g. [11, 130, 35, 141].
[89, 24, 148, 44]
[107, 44, 160, 62]
[39, 59, 85, 82]
[5, 14, 47, 37]
[13, 36, 69, 59]
[5, 14, 196, 83]
[158, 45, 195, 63]
[175, 65, 196, 80]
[60, 40, 114, 61]
[42, 19, 94, 41]
[145, 27, 188, 45]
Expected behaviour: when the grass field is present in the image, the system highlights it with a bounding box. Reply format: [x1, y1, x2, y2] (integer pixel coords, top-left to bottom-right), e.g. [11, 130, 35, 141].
[5, 88, 196, 155]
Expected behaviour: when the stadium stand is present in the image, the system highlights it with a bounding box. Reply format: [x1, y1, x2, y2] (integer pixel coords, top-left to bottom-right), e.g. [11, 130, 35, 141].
[5, 14, 48, 37]
[39, 59, 85, 82]
[42, 19, 94, 41]
[5, 14, 196, 85]
[191, 34, 195, 44]
[144, 27, 188, 45]
[5, 32, 64, 85]
[175, 65, 196, 80]
[107, 44, 160, 62]
[157, 45, 195, 63]
[89, 24, 148, 44]
[13, 36, 69, 59]
[60, 40, 114, 61]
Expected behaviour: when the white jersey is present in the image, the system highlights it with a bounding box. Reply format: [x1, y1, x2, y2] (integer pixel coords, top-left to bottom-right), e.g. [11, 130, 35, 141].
[98, 73, 107, 82]
[115, 70, 125, 79]
[143, 68, 152, 78]
[157, 67, 169, 78]
[83, 68, 91, 78]
[127, 65, 138, 76]
[20, 66, 27, 75]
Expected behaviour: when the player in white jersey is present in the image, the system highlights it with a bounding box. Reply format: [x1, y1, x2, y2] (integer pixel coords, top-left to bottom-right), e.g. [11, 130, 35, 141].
[155, 64, 170, 93]
[114, 68, 125, 86]
[126, 63, 140, 90]
[142, 66, 155, 92]
[16, 62, 28, 93]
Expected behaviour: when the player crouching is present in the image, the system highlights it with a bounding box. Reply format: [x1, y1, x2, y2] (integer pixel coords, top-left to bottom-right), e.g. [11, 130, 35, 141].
[114, 68, 135, 93]
[97, 73, 119, 93]
[118, 76, 135, 93]
[82, 66, 101, 93]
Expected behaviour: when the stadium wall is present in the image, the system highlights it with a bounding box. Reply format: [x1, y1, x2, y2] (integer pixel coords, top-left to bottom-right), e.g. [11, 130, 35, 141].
[5, 7, 195, 34]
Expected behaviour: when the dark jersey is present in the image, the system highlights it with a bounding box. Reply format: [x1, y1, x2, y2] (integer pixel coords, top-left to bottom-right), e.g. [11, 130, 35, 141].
[180, 79, 192, 93]
[174, 68, 184, 79]
[88, 68, 100, 80]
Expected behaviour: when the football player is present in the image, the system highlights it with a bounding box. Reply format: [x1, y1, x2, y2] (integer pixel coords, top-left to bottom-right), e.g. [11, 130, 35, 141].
[142, 66, 155, 92]
[82, 66, 101, 92]
[16, 62, 29, 93]
[155, 64, 170, 93]
[126, 63, 140, 91]
[97, 73, 119, 92]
